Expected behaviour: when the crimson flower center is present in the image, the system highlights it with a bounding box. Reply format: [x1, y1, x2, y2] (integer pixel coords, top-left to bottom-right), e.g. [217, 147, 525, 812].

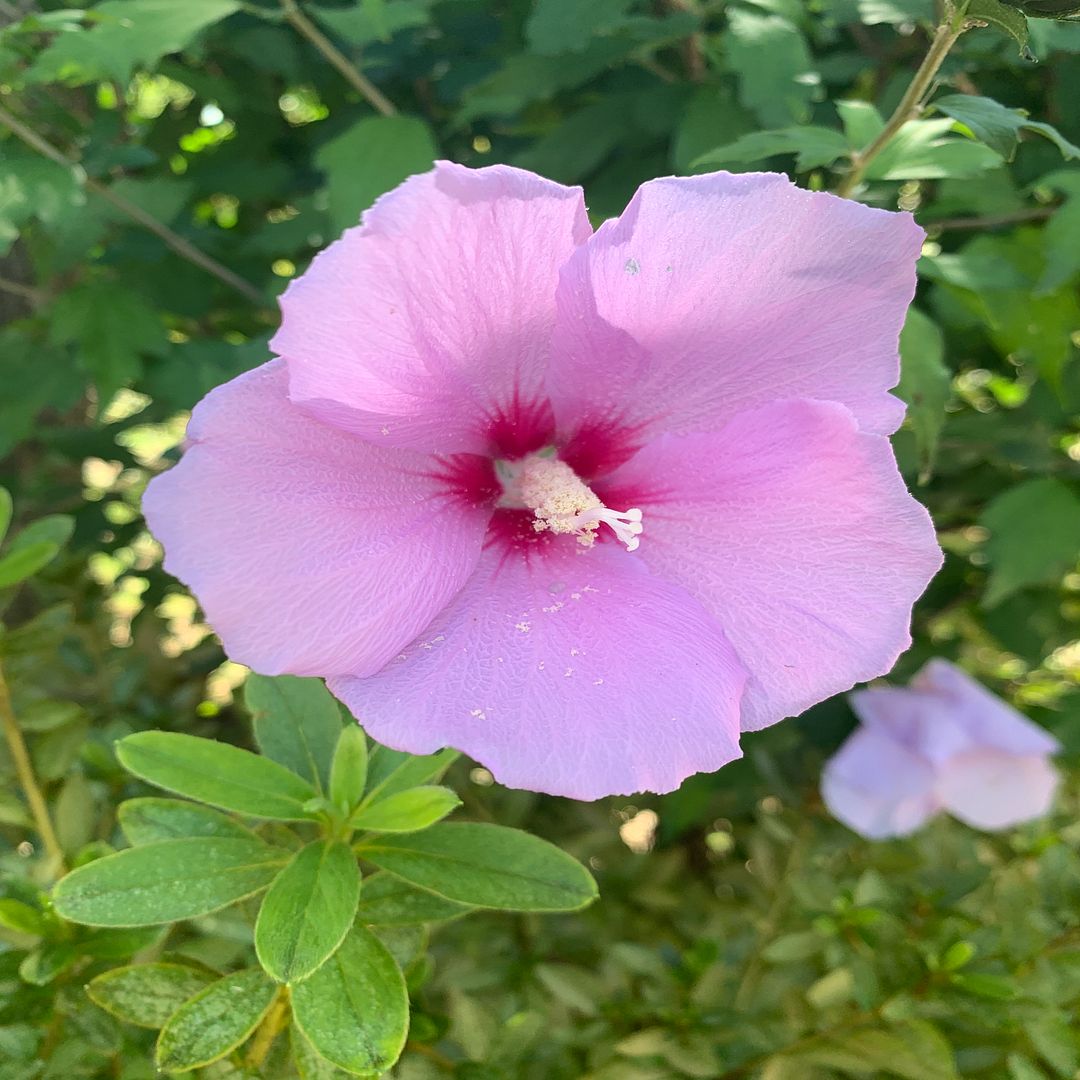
[494, 450, 643, 551]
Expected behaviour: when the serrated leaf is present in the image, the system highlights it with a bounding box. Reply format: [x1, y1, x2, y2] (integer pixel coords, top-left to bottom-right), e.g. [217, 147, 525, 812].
[693, 125, 849, 171]
[967, 0, 1032, 55]
[291, 925, 409, 1076]
[155, 968, 276, 1072]
[361, 822, 598, 912]
[254, 840, 360, 984]
[726, 9, 818, 127]
[351, 786, 460, 834]
[28, 0, 241, 86]
[116, 731, 318, 820]
[247, 674, 343, 794]
[87, 963, 215, 1029]
[315, 117, 437, 236]
[355, 871, 472, 925]
[933, 95, 1079, 161]
[47, 280, 165, 405]
[328, 725, 368, 813]
[866, 118, 1002, 180]
[979, 478, 1080, 605]
[52, 837, 287, 926]
[118, 798, 256, 845]
[525, 0, 635, 54]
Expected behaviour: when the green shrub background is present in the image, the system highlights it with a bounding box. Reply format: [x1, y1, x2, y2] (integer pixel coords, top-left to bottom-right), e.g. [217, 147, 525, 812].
[1, 1, 1080, 1077]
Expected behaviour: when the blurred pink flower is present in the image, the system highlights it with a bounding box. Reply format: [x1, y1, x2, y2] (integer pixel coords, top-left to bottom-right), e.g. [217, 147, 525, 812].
[144, 162, 941, 799]
[823, 659, 1060, 837]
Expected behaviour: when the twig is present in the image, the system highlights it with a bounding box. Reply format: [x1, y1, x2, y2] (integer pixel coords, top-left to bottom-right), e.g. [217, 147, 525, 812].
[0, 274, 45, 305]
[0, 659, 66, 874]
[836, 2, 970, 198]
[245, 987, 290, 1068]
[280, 0, 397, 117]
[929, 206, 1057, 231]
[0, 102, 266, 305]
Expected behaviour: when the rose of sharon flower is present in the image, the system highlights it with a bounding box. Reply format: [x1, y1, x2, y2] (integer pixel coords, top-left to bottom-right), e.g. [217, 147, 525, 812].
[823, 659, 1060, 838]
[143, 162, 942, 800]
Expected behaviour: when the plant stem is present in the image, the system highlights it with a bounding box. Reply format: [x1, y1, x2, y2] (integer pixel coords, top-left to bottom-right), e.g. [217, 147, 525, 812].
[280, 0, 398, 117]
[836, 3, 970, 198]
[0, 274, 45, 306]
[245, 987, 290, 1069]
[0, 102, 267, 305]
[0, 659, 66, 873]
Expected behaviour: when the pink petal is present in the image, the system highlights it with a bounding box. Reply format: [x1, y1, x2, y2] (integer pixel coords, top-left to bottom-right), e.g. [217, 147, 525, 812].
[329, 538, 748, 800]
[142, 361, 490, 677]
[272, 161, 592, 455]
[548, 172, 923, 447]
[937, 750, 1060, 831]
[914, 659, 1061, 758]
[821, 726, 939, 839]
[601, 399, 942, 732]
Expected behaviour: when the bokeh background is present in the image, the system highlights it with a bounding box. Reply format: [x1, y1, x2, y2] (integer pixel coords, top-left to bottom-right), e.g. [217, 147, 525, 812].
[1, 1, 1080, 1077]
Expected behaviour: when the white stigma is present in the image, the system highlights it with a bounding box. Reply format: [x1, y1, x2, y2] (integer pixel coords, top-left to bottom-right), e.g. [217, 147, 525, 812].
[511, 454, 644, 552]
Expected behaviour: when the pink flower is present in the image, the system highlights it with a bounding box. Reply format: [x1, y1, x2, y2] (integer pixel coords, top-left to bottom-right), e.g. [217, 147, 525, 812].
[143, 163, 941, 800]
[822, 659, 1060, 837]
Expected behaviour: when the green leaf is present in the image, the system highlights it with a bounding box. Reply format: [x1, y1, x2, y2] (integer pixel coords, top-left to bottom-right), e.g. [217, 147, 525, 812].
[966, 0, 1032, 55]
[726, 9, 818, 127]
[933, 95, 1079, 161]
[693, 126, 850, 171]
[351, 786, 461, 834]
[950, 971, 1017, 999]
[0, 488, 11, 547]
[897, 307, 951, 482]
[87, 963, 215, 1029]
[0, 541, 60, 588]
[762, 931, 822, 963]
[315, 117, 437, 236]
[1008, 1055, 1052, 1080]
[28, 0, 241, 85]
[291, 925, 409, 1076]
[291, 1024, 353, 1080]
[310, 0, 432, 48]
[979, 478, 1080, 605]
[865, 118, 1002, 180]
[525, 0, 635, 54]
[364, 746, 458, 802]
[246, 674, 343, 794]
[355, 871, 473, 925]
[116, 731, 318, 820]
[254, 840, 361, 984]
[47, 280, 165, 405]
[361, 822, 598, 912]
[118, 798, 256, 845]
[789, 1019, 958, 1079]
[329, 726, 368, 813]
[1025, 1013, 1080, 1078]
[0, 898, 49, 936]
[156, 968, 277, 1072]
[1035, 171, 1080, 292]
[52, 837, 287, 926]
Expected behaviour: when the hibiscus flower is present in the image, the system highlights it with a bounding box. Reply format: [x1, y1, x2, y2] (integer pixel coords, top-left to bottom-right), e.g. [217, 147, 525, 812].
[823, 659, 1060, 837]
[144, 162, 941, 799]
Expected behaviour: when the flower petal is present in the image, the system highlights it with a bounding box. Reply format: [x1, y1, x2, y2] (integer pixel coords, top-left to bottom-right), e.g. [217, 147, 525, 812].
[601, 399, 942, 732]
[329, 538, 747, 800]
[272, 161, 592, 455]
[142, 361, 490, 677]
[821, 726, 939, 839]
[938, 750, 1059, 831]
[548, 171, 923, 446]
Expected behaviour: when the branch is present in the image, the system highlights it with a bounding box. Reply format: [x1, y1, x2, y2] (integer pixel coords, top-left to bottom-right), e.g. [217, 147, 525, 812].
[0, 102, 266, 305]
[0, 659, 66, 874]
[836, 3, 970, 198]
[280, 0, 398, 117]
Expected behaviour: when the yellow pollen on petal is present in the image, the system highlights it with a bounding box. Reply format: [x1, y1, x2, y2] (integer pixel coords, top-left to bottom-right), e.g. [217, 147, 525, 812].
[515, 455, 643, 551]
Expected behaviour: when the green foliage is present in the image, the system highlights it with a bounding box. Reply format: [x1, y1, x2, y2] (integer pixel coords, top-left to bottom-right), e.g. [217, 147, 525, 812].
[2, 0, 1080, 1077]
